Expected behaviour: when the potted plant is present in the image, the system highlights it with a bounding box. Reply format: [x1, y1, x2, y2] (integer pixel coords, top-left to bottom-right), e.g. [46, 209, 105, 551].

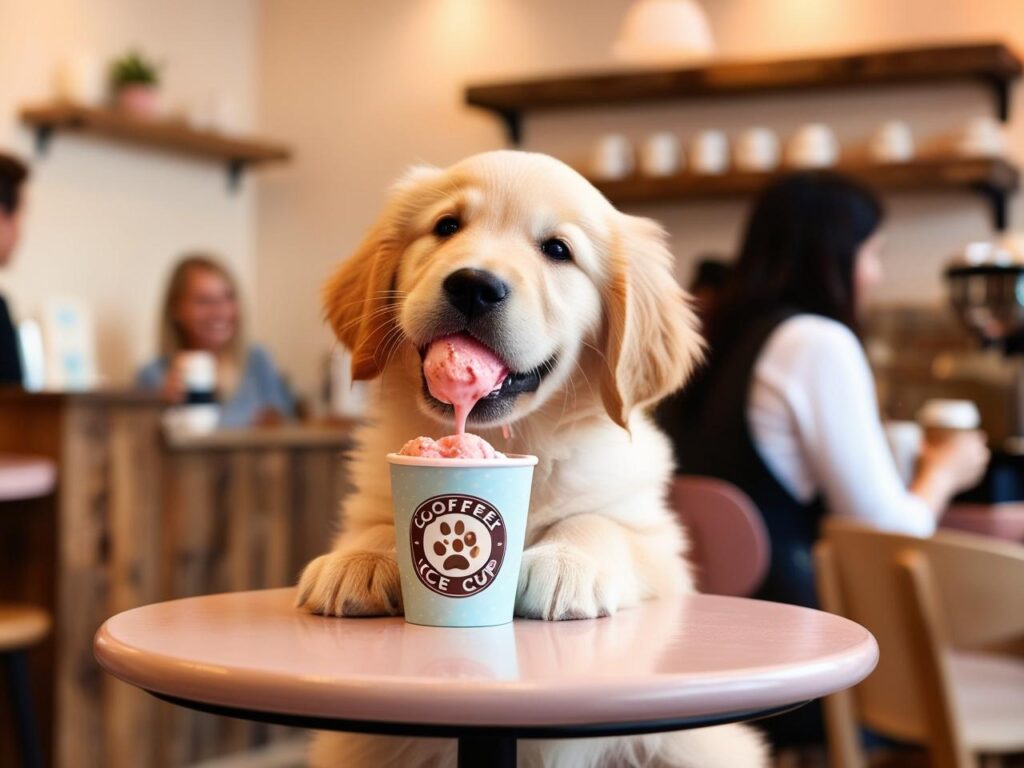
[109, 50, 161, 118]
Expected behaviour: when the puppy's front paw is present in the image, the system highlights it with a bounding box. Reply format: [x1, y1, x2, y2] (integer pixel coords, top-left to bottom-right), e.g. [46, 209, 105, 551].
[515, 543, 619, 621]
[296, 550, 402, 617]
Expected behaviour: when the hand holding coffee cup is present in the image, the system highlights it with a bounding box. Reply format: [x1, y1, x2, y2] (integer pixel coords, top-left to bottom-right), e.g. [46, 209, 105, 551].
[917, 399, 980, 443]
[916, 399, 989, 495]
[163, 351, 221, 435]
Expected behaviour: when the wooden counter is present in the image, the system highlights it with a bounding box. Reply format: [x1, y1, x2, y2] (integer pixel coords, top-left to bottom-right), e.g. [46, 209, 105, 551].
[0, 390, 355, 768]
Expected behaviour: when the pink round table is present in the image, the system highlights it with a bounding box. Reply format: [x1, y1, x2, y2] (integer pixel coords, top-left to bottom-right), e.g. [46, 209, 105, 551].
[95, 588, 877, 766]
[0, 455, 56, 502]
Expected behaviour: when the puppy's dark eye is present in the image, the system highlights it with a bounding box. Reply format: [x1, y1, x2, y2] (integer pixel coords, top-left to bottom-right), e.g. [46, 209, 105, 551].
[433, 215, 460, 238]
[540, 238, 572, 262]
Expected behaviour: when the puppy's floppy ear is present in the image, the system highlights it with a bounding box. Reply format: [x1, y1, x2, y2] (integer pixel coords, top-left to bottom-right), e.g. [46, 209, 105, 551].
[323, 165, 440, 381]
[600, 214, 703, 429]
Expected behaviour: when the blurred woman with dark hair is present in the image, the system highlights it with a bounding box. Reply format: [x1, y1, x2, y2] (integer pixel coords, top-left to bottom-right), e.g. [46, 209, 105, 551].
[137, 254, 294, 427]
[660, 172, 988, 607]
[659, 170, 990, 750]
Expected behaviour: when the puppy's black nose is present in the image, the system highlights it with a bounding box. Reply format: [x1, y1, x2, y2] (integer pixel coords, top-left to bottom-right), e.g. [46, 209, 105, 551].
[443, 268, 510, 318]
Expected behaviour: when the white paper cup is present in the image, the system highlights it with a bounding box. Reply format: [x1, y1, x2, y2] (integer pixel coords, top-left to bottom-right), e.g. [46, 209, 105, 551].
[917, 399, 981, 444]
[388, 453, 537, 627]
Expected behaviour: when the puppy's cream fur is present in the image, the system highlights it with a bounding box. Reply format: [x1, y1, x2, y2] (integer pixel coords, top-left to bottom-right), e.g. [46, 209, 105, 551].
[298, 151, 768, 767]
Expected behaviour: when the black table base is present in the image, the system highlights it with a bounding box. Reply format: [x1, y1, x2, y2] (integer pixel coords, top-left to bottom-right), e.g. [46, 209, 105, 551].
[458, 734, 516, 768]
[150, 690, 808, 766]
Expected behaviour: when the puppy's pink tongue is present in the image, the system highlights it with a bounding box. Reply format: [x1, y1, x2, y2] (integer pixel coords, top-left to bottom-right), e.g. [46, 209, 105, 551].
[423, 334, 508, 435]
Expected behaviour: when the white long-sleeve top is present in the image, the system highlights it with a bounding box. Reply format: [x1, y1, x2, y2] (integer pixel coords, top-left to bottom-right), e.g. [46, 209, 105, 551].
[748, 314, 936, 537]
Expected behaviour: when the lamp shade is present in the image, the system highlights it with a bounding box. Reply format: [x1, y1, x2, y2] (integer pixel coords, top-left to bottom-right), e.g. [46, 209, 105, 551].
[613, 0, 716, 65]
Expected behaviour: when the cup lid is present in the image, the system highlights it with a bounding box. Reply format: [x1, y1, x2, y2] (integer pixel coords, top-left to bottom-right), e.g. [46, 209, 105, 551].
[917, 399, 980, 430]
[387, 453, 538, 468]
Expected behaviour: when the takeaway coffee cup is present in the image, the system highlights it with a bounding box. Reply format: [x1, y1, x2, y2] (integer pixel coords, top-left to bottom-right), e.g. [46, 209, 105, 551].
[387, 452, 538, 627]
[917, 399, 981, 444]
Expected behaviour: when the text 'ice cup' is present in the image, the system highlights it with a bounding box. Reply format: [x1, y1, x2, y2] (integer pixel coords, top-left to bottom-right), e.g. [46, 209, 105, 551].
[388, 452, 538, 627]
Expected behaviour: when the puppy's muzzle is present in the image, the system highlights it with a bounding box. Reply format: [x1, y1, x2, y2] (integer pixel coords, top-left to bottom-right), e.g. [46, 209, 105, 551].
[443, 268, 510, 320]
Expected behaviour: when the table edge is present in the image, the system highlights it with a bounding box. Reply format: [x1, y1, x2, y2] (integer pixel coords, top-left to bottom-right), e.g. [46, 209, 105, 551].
[94, 592, 879, 729]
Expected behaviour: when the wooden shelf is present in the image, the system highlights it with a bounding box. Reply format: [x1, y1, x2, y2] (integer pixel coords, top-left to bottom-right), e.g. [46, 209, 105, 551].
[466, 42, 1022, 143]
[592, 157, 1020, 229]
[19, 102, 292, 189]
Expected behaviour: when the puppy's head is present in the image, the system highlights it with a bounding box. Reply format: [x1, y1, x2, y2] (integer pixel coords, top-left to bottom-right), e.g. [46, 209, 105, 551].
[325, 150, 701, 430]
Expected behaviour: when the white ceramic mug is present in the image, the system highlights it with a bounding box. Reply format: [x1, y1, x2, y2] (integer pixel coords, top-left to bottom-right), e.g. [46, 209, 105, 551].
[689, 130, 729, 175]
[957, 116, 1007, 158]
[870, 120, 915, 163]
[640, 132, 682, 177]
[178, 350, 217, 396]
[735, 127, 780, 172]
[786, 123, 839, 168]
[591, 134, 635, 180]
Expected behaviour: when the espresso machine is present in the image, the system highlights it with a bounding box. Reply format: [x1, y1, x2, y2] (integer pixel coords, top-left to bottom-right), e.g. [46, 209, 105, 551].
[944, 240, 1024, 501]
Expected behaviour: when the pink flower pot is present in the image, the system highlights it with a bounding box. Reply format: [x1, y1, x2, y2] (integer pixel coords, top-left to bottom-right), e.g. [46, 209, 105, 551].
[114, 85, 160, 119]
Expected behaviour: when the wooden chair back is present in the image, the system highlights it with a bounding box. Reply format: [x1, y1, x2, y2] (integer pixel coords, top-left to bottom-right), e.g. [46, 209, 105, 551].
[814, 519, 1024, 768]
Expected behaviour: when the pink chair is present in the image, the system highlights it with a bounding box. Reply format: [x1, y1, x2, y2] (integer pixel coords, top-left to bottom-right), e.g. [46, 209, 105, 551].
[670, 476, 770, 597]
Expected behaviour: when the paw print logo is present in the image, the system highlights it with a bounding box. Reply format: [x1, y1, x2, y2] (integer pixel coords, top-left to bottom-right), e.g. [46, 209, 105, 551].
[434, 519, 480, 571]
[423, 513, 492, 577]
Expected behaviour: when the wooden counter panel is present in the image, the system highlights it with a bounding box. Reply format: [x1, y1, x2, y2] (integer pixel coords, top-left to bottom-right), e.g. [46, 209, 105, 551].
[0, 393, 352, 768]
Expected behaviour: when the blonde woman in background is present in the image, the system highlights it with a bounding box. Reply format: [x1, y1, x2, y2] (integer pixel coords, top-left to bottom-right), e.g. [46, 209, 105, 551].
[136, 254, 295, 427]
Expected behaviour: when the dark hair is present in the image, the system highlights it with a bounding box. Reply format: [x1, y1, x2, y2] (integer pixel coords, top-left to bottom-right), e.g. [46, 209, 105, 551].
[707, 171, 884, 348]
[689, 257, 733, 294]
[0, 153, 29, 215]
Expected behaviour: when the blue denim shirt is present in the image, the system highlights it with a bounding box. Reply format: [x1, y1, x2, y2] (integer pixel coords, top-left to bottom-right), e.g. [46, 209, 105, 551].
[135, 345, 295, 427]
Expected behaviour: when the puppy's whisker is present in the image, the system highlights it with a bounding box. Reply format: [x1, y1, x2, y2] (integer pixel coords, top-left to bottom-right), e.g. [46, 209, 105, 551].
[335, 305, 398, 333]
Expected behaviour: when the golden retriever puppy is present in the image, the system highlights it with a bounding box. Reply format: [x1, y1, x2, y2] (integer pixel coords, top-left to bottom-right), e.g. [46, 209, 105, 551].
[298, 150, 768, 767]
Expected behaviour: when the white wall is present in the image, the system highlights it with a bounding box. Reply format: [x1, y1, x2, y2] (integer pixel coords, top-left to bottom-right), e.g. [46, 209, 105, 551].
[0, 0, 259, 385]
[258, 0, 1024, 398]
